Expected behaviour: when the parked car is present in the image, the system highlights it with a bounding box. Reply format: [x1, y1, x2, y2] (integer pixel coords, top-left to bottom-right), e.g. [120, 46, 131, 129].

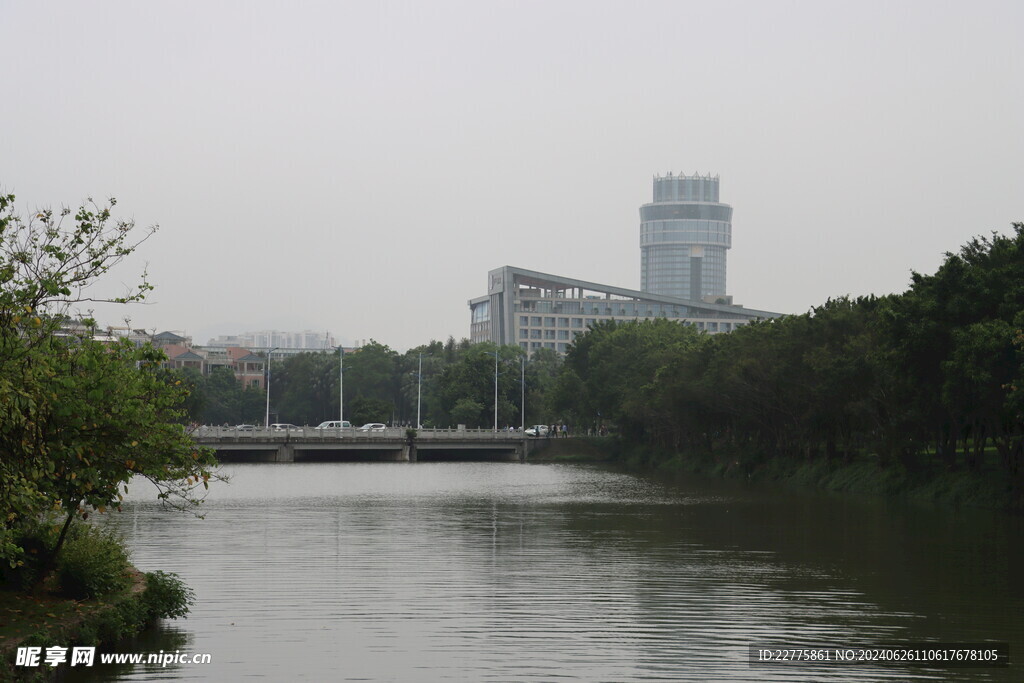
[525, 424, 550, 437]
[315, 420, 352, 430]
[270, 423, 299, 432]
[358, 423, 387, 432]
[235, 424, 257, 431]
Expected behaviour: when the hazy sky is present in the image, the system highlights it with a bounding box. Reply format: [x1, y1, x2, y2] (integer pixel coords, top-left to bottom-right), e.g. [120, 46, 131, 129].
[2, 1, 1021, 351]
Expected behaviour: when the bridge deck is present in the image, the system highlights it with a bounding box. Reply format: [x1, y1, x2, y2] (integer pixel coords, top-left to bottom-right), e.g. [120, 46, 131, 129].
[194, 426, 543, 462]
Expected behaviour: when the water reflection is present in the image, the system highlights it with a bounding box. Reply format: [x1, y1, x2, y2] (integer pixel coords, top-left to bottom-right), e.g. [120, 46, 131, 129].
[63, 463, 1020, 682]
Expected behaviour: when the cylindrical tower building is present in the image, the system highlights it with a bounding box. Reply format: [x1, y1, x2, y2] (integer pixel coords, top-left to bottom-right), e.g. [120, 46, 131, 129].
[639, 172, 732, 301]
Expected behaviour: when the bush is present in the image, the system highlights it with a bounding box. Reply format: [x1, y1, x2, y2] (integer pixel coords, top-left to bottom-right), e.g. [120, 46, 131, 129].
[55, 523, 131, 599]
[143, 570, 194, 620]
[1, 518, 61, 591]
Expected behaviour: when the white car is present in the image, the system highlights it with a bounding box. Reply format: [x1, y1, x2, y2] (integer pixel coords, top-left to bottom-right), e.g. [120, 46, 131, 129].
[315, 420, 351, 430]
[525, 425, 550, 437]
[270, 423, 299, 432]
[358, 423, 387, 432]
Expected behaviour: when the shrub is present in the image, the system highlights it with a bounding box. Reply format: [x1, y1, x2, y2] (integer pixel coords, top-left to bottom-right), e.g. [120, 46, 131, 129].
[143, 570, 194, 620]
[1, 518, 60, 590]
[55, 523, 131, 599]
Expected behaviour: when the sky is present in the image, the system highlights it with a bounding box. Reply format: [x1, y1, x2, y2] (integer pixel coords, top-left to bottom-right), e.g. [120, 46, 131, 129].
[2, 0, 1021, 351]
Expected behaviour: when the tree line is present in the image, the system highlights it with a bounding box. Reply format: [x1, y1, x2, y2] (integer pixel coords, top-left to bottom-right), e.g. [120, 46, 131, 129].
[551, 223, 1024, 481]
[181, 223, 1024, 488]
[181, 339, 565, 429]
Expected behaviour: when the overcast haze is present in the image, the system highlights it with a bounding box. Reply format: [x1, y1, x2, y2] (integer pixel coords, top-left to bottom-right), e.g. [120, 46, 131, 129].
[2, 1, 1021, 351]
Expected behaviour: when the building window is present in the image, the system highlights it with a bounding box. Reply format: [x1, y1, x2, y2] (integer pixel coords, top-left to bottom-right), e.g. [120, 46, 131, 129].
[544, 317, 555, 327]
[530, 329, 542, 339]
[544, 330, 556, 339]
[520, 316, 529, 326]
[571, 318, 583, 328]
[557, 330, 569, 340]
[519, 329, 529, 339]
[558, 317, 569, 327]
[530, 316, 542, 326]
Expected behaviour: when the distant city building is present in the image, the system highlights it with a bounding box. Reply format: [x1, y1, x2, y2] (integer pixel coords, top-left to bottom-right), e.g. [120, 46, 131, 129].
[469, 266, 780, 354]
[207, 330, 336, 351]
[640, 171, 731, 300]
[53, 319, 347, 389]
[156, 334, 269, 389]
[153, 330, 192, 346]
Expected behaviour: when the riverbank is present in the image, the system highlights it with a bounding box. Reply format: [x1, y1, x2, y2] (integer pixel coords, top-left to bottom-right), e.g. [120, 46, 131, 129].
[527, 436, 618, 462]
[0, 569, 191, 681]
[532, 437, 1023, 512]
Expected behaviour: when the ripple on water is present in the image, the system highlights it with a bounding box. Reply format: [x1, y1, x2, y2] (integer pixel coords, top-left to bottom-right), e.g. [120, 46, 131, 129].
[70, 463, 1021, 682]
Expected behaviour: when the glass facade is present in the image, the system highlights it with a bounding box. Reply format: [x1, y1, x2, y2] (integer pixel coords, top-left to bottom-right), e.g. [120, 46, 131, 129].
[640, 172, 732, 300]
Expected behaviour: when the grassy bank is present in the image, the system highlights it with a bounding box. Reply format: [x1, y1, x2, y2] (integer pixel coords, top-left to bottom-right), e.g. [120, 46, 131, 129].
[527, 437, 619, 462]
[533, 437, 1022, 512]
[637, 444, 1022, 512]
[0, 569, 192, 681]
[0, 518, 194, 681]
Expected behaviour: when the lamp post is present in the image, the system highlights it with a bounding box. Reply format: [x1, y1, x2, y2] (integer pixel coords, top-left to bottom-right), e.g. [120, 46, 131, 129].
[520, 354, 526, 432]
[334, 346, 344, 424]
[264, 346, 279, 428]
[484, 350, 499, 431]
[416, 352, 422, 429]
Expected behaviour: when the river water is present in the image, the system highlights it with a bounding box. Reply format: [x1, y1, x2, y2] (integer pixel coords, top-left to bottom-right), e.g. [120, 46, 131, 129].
[68, 462, 1020, 682]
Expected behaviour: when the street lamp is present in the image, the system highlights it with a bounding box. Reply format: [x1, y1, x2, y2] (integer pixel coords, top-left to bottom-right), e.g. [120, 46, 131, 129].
[416, 352, 422, 429]
[264, 346, 279, 428]
[484, 350, 499, 431]
[334, 346, 344, 424]
[520, 354, 526, 432]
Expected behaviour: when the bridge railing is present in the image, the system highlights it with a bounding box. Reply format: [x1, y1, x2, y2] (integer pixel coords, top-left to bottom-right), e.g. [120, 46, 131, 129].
[193, 426, 528, 441]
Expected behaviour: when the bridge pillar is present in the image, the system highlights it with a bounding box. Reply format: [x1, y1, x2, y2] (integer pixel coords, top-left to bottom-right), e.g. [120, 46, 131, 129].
[406, 443, 417, 463]
[275, 444, 295, 463]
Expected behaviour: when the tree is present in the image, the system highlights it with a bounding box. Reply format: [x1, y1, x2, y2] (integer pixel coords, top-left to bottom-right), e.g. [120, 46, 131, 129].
[347, 396, 394, 426]
[450, 398, 484, 427]
[270, 352, 337, 425]
[342, 341, 400, 421]
[436, 343, 524, 428]
[0, 193, 220, 571]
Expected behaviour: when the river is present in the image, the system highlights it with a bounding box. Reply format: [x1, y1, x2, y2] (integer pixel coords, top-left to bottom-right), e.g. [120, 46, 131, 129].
[67, 461, 1021, 682]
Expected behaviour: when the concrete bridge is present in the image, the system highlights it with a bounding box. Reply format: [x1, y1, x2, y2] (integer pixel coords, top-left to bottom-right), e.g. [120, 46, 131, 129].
[193, 426, 539, 463]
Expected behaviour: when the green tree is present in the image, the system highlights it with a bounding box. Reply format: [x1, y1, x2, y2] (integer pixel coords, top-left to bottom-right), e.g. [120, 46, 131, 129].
[0, 193, 220, 571]
[436, 343, 523, 428]
[348, 396, 393, 426]
[271, 352, 337, 425]
[343, 341, 400, 421]
[450, 398, 484, 427]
